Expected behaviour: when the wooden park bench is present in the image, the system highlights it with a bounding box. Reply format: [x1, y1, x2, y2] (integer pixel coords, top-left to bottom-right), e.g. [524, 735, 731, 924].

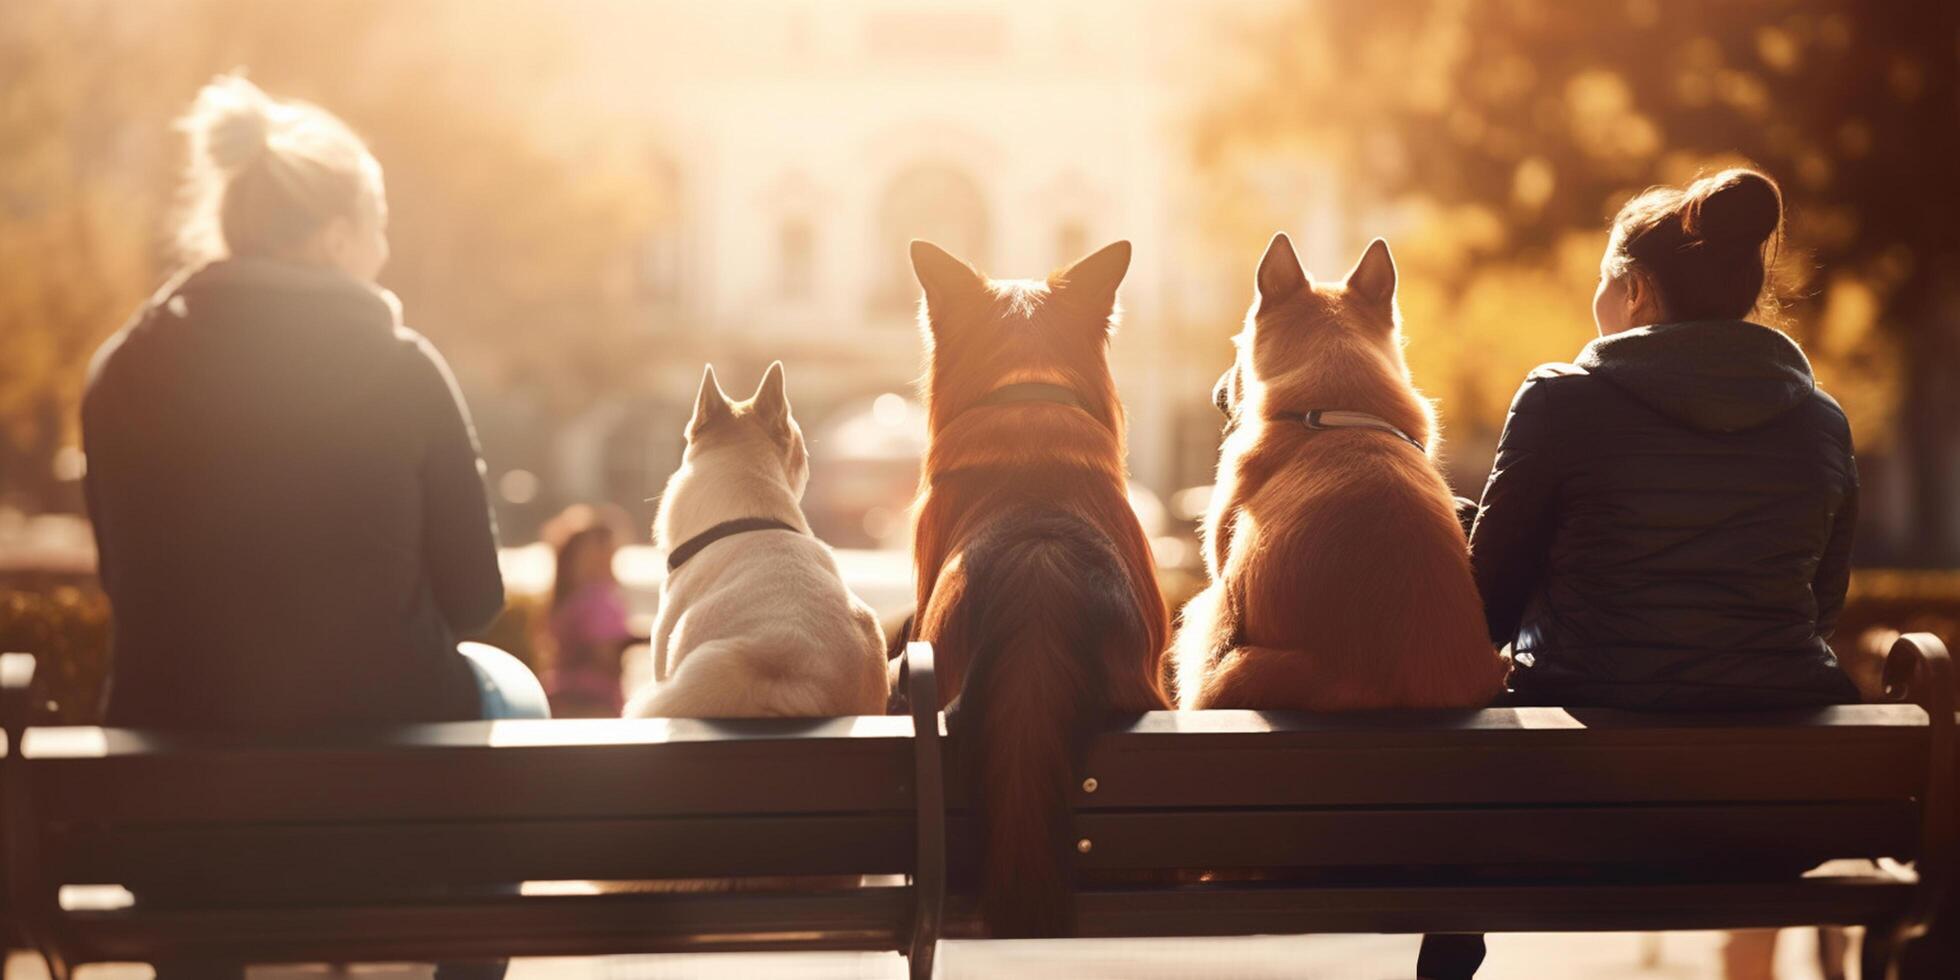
[3, 635, 1952, 980]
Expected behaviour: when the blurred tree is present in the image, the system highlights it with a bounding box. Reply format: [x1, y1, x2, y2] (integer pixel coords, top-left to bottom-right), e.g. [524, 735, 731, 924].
[1200, 0, 1960, 565]
[179, 0, 660, 415]
[0, 0, 656, 514]
[0, 3, 178, 511]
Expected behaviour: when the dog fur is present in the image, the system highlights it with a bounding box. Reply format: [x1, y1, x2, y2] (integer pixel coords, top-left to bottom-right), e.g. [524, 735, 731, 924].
[1172, 234, 1506, 711]
[626, 362, 889, 719]
[903, 239, 1170, 938]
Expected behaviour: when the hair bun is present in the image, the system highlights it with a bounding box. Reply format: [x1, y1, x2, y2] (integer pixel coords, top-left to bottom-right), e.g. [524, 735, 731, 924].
[188, 74, 275, 175]
[1687, 168, 1782, 247]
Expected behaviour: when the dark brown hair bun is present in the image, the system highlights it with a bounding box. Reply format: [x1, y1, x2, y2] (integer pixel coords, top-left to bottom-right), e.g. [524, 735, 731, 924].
[1608, 166, 1786, 322]
[1685, 169, 1783, 248]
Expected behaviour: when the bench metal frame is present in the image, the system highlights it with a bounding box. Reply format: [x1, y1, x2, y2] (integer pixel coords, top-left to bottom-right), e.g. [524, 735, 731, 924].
[3, 635, 1951, 980]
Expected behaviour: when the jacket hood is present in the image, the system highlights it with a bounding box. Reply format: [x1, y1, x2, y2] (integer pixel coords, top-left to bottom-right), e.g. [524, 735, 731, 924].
[170, 257, 404, 328]
[1575, 320, 1815, 432]
[94, 258, 418, 414]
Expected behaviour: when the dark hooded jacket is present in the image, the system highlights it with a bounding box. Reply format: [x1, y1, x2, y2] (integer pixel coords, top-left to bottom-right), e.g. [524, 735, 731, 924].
[83, 259, 504, 731]
[1470, 319, 1860, 710]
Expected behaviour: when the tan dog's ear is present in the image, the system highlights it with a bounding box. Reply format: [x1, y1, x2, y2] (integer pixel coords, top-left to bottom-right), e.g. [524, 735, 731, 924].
[1255, 233, 1308, 314]
[1345, 238, 1397, 310]
[1054, 240, 1132, 316]
[751, 360, 791, 431]
[911, 240, 988, 327]
[688, 364, 734, 438]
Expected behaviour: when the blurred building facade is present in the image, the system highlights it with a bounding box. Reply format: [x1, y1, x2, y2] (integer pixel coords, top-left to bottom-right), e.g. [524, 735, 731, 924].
[492, 0, 1294, 548]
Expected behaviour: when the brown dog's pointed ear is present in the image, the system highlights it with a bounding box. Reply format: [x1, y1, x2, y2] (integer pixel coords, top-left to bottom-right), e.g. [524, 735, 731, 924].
[751, 360, 790, 429]
[1054, 240, 1132, 312]
[1255, 233, 1308, 313]
[1345, 238, 1397, 309]
[910, 240, 987, 324]
[689, 364, 733, 437]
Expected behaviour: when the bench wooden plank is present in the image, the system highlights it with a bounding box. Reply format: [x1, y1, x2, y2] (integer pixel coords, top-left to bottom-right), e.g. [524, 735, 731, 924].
[49, 815, 914, 887]
[1097, 704, 1928, 735]
[61, 888, 913, 963]
[42, 802, 1916, 891]
[1070, 803, 1919, 870]
[57, 876, 1916, 963]
[29, 706, 1925, 826]
[1062, 877, 1918, 937]
[1067, 706, 1927, 808]
[26, 720, 917, 821]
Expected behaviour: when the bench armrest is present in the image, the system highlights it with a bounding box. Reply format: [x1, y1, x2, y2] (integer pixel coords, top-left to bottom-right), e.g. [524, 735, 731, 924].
[1, 652, 34, 757]
[904, 641, 944, 980]
[1882, 633, 1954, 938]
[4, 652, 62, 969]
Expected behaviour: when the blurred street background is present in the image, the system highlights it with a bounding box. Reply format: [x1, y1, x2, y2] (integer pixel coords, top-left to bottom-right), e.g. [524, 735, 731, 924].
[4, 2, 1957, 977]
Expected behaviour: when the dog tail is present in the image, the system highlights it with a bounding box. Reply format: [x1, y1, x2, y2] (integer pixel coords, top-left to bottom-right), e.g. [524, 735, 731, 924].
[945, 512, 1151, 937]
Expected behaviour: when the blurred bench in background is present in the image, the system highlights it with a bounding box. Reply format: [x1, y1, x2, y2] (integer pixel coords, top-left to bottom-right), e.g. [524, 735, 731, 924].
[3, 636, 1951, 980]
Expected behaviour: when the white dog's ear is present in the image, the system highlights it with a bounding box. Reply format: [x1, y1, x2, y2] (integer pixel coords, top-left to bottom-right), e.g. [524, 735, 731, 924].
[1345, 238, 1397, 310]
[751, 360, 790, 430]
[1255, 233, 1308, 314]
[911, 240, 988, 328]
[1054, 240, 1131, 316]
[689, 364, 733, 437]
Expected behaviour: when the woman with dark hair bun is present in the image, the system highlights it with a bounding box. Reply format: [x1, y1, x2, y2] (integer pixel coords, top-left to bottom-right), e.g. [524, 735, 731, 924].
[1470, 166, 1859, 710]
[1420, 169, 1861, 978]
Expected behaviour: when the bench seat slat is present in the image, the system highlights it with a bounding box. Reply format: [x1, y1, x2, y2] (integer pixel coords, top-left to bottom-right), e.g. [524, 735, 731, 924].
[1069, 803, 1919, 870]
[61, 888, 914, 964]
[50, 814, 914, 887]
[1065, 877, 1916, 937]
[1072, 741, 1923, 807]
[1097, 705, 1927, 736]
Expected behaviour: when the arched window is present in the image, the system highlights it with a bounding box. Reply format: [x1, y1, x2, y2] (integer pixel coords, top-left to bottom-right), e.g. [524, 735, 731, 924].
[873, 163, 990, 313]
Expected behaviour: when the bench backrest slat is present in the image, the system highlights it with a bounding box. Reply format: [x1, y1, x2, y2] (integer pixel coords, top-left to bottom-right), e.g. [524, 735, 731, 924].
[1064, 705, 1927, 809]
[26, 717, 916, 822]
[50, 814, 912, 888]
[1067, 802, 1919, 870]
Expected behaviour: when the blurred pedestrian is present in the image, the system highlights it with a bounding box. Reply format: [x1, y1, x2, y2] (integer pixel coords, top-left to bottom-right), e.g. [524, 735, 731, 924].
[539, 504, 645, 717]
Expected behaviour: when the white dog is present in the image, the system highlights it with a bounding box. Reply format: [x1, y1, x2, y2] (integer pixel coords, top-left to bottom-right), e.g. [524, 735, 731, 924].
[626, 362, 889, 719]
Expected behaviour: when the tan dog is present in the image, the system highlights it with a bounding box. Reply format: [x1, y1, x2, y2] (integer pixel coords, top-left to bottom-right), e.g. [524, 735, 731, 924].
[627, 362, 888, 719]
[1172, 234, 1505, 710]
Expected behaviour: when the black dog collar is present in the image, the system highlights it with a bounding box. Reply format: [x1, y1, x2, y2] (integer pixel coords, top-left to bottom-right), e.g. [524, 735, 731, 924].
[666, 517, 802, 572]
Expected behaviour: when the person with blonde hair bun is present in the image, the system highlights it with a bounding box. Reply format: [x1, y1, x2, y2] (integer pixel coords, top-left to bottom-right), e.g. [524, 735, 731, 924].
[173, 73, 391, 274]
[82, 75, 529, 980]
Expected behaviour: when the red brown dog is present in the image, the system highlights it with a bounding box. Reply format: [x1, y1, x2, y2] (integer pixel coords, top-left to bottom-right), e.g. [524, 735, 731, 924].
[1173, 233, 1505, 711]
[902, 239, 1169, 937]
